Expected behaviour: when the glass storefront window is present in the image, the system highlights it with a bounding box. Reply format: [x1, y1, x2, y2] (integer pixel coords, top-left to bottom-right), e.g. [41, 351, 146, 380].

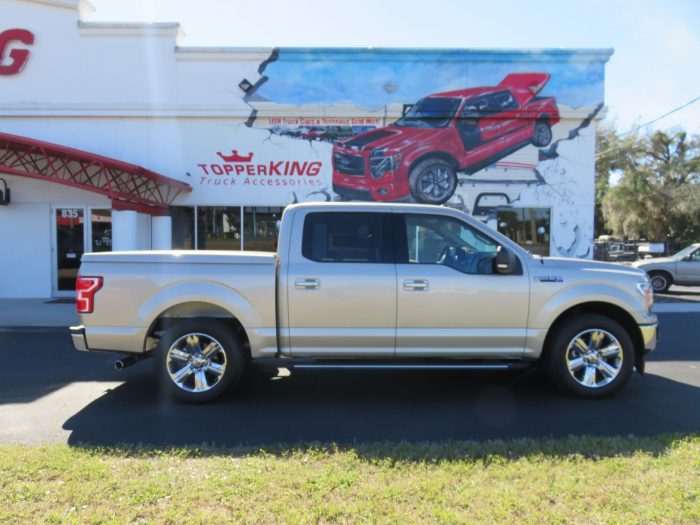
[243, 207, 284, 252]
[497, 207, 550, 256]
[198, 207, 242, 250]
[170, 206, 195, 249]
[90, 209, 112, 252]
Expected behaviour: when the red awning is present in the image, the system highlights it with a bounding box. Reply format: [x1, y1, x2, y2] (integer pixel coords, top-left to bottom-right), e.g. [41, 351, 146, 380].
[0, 131, 191, 214]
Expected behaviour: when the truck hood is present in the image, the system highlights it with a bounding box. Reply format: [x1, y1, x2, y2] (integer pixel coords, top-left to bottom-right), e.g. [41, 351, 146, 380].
[537, 256, 646, 278]
[339, 125, 443, 152]
[632, 257, 676, 268]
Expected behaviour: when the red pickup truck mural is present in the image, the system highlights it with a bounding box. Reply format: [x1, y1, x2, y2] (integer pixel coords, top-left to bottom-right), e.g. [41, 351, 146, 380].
[332, 73, 559, 204]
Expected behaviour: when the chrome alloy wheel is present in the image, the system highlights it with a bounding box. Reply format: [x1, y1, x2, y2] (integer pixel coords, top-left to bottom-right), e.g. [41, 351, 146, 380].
[565, 329, 623, 388]
[419, 166, 452, 201]
[166, 333, 227, 393]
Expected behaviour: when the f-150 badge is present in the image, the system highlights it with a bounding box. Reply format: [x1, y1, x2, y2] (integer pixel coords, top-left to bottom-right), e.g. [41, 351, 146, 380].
[534, 275, 563, 283]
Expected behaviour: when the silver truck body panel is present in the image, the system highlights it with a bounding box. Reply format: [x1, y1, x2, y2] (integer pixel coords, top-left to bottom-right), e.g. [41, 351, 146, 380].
[75, 202, 657, 361]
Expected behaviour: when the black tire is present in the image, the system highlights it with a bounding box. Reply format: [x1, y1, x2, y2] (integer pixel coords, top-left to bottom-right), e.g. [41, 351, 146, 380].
[545, 314, 634, 399]
[409, 158, 457, 204]
[531, 120, 553, 147]
[648, 271, 672, 293]
[154, 318, 246, 403]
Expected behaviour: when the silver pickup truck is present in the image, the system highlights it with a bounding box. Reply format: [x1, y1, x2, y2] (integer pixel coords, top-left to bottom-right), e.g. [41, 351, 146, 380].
[70, 202, 658, 402]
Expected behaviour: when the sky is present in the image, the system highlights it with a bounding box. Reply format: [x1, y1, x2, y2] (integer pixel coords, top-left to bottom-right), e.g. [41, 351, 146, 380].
[89, 0, 700, 135]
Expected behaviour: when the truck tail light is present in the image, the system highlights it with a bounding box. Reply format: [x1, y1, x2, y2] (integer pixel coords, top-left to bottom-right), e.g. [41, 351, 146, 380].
[76, 276, 103, 314]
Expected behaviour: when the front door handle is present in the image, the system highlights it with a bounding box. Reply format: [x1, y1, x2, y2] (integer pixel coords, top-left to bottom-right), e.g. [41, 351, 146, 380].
[403, 279, 429, 291]
[295, 278, 320, 290]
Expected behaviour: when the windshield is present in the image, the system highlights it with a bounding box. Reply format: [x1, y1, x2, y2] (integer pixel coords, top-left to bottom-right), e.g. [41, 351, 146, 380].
[395, 97, 460, 128]
[673, 245, 698, 259]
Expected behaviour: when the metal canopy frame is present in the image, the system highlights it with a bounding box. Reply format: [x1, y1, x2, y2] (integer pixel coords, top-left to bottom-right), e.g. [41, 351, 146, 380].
[0, 131, 191, 215]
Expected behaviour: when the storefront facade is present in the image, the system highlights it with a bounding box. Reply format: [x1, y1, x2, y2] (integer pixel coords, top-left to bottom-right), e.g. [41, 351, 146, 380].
[0, 0, 612, 298]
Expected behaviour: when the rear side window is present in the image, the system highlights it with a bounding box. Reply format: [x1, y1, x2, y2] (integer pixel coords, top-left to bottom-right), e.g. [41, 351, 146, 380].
[302, 212, 391, 263]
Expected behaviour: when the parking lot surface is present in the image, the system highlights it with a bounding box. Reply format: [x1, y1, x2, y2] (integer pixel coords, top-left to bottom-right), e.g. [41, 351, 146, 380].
[0, 312, 698, 446]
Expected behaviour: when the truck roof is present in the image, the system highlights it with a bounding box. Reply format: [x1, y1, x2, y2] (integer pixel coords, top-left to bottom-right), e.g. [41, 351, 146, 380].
[284, 201, 455, 213]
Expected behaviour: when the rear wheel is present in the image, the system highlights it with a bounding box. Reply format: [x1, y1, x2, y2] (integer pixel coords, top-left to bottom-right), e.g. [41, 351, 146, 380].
[545, 314, 634, 398]
[409, 159, 457, 204]
[648, 271, 672, 293]
[155, 319, 246, 403]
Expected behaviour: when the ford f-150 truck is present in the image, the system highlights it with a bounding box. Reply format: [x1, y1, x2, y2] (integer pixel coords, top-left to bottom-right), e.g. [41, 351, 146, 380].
[332, 73, 559, 205]
[71, 203, 657, 403]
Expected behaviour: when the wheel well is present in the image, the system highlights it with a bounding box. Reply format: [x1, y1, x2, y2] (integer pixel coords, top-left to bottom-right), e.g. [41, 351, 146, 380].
[145, 302, 251, 359]
[647, 269, 673, 280]
[408, 151, 459, 175]
[541, 302, 644, 359]
[536, 114, 551, 125]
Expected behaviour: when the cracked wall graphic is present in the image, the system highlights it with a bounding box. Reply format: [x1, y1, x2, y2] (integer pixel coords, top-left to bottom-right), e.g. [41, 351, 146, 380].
[175, 48, 610, 258]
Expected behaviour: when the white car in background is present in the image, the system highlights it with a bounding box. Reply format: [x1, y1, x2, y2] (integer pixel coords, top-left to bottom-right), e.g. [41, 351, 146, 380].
[632, 244, 700, 292]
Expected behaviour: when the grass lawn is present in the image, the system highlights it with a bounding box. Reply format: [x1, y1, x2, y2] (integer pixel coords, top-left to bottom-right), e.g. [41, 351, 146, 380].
[1, 435, 698, 524]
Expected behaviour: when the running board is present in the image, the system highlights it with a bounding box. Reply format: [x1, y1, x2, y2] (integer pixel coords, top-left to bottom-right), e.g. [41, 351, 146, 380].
[289, 362, 531, 371]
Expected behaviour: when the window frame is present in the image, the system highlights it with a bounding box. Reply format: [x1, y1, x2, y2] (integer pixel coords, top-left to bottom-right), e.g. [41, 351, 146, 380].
[393, 213, 522, 275]
[301, 211, 395, 264]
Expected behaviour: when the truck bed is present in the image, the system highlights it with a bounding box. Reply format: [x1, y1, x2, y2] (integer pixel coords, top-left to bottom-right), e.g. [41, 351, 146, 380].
[78, 250, 278, 356]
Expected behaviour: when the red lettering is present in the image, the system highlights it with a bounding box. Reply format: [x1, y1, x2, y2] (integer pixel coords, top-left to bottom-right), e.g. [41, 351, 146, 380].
[246, 165, 254, 175]
[257, 164, 267, 175]
[290, 161, 307, 175]
[235, 165, 244, 175]
[0, 29, 34, 76]
[307, 162, 321, 176]
[269, 161, 282, 175]
[211, 164, 224, 175]
[198, 163, 209, 175]
[224, 164, 234, 175]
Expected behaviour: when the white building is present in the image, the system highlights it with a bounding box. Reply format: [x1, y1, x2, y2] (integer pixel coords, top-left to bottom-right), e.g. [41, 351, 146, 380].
[0, 0, 612, 298]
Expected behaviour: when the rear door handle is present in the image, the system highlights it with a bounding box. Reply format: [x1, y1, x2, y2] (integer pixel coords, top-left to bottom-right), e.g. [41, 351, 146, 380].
[403, 279, 429, 291]
[295, 278, 320, 290]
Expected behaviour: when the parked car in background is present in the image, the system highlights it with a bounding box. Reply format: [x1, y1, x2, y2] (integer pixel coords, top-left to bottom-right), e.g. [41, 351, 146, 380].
[632, 243, 700, 292]
[71, 202, 657, 403]
[332, 72, 559, 204]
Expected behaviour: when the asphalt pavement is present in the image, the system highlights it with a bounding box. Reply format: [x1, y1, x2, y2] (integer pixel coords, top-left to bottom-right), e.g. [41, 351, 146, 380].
[0, 312, 698, 446]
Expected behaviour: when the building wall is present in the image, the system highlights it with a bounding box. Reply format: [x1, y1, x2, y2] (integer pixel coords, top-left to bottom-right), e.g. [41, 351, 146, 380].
[0, 0, 612, 297]
[0, 174, 110, 298]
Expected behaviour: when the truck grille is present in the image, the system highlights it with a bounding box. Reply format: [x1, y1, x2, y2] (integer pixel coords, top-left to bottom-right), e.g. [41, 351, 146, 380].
[333, 151, 365, 176]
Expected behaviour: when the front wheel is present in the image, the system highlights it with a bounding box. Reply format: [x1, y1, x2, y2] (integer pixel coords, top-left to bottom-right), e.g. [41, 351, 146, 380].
[409, 159, 457, 205]
[155, 319, 246, 403]
[532, 120, 553, 147]
[545, 314, 634, 398]
[648, 271, 672, 293]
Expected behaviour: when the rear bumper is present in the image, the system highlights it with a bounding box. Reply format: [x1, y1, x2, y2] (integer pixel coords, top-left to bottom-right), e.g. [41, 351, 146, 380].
[639, 322, 658, 353]
[69, 325, 89, 352]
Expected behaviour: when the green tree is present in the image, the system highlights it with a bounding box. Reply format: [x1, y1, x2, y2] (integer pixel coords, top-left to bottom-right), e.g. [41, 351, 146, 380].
[597, 128, 700, 248]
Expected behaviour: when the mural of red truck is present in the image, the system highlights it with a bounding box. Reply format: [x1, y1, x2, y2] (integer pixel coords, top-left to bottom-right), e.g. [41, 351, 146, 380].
[332, 72, 559, 204]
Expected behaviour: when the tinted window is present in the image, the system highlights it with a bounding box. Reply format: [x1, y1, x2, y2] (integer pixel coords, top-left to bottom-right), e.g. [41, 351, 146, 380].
[302, 212, 390, 263]
[395, 97, 460, 128]
[404, 214, 500, 274]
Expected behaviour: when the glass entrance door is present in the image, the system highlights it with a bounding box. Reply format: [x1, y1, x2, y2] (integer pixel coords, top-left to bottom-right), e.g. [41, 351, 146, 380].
[53, 207, 112, 294]
[55, 207, 85, 292]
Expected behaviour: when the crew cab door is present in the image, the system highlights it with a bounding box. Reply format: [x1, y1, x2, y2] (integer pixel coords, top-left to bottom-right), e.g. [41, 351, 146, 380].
[676, 248, 700, 283]
[394, 212, 530, 358]
[285, 210, 397, 357]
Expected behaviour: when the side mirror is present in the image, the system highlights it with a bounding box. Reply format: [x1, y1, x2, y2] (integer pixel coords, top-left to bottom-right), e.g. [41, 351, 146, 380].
[495, 246, 518, 275]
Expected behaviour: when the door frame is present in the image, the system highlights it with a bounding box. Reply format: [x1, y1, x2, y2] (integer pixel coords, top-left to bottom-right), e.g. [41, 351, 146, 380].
[51, 205, 112, 297]
[51, 204, 86, 297]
